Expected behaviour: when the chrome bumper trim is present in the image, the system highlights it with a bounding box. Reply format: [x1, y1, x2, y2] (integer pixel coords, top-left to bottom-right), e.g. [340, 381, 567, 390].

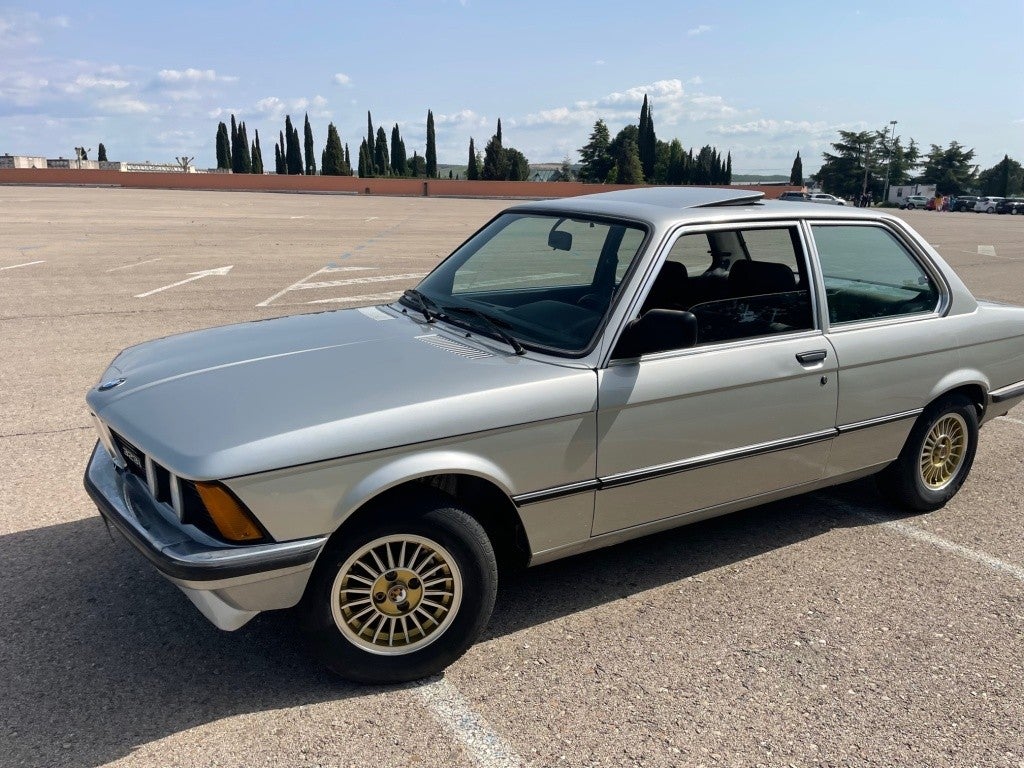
[990, 380, 1024, 405]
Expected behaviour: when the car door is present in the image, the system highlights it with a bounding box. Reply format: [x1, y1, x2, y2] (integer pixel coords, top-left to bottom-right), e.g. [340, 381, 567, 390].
[808, 221, 951, 478]
[593, 222, 839, 536]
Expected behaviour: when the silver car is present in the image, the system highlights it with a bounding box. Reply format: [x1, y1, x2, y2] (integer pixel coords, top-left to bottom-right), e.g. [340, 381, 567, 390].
[85, 188, 1024, 683]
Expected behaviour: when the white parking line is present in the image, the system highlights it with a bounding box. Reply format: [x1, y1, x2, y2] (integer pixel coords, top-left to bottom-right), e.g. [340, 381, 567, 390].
[294, 273, 425, 290]
[105, 257, 162, 273]
[826, 499, 1024, 583]
[978, 245, 997, 257]
[306, 291, 404, 305]
[1, 260, 45, 271]
[414, 677, 525, 768]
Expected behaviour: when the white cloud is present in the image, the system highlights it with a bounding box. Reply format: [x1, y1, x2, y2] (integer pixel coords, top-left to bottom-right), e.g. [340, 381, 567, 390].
[333, 72, 352, 86]
[64, 74, 130, 93]
[157, 68, 236, 84]
[711, 119, 832, 136]
[593, 59, 605, 66]
[0, 11, 69, 48]
[97, 95, 157, 114]
[434, 109, 489, 129]
[687, 25, 712, 36]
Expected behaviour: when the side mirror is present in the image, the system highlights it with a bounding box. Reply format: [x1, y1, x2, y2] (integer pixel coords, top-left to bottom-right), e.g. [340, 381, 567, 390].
[613, 309, 697, 359]
[548, 230, 572, 251]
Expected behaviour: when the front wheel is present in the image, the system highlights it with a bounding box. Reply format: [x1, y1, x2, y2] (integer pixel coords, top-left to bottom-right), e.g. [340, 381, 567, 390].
[303, 494, 497, 683]
[906, 203, 916, 210]
[876, 394, 978, 512]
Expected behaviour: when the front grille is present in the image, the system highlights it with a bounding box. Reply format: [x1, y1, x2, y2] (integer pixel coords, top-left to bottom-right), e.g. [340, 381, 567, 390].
[111, 432, 146, 478]
[110, 430, 175, 509]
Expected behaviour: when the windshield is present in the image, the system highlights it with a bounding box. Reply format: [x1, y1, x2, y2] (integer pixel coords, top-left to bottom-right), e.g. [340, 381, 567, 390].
[409, 212, 648, 355]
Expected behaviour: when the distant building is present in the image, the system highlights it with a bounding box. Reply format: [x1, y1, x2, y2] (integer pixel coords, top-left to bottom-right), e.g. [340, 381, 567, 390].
[0, 154, 48, 169]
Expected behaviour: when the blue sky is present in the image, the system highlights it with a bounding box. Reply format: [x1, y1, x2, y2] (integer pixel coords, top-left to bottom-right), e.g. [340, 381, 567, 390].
[2, 1, 1022, 174]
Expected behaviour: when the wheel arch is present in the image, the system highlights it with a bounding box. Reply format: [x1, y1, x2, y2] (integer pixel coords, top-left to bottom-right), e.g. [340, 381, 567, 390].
[928, 374, 987, 420]
[328, 452, 531, 570]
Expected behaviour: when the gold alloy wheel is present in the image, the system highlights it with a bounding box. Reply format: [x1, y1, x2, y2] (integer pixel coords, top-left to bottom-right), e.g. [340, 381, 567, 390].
[919, 413, 968, 490]
[330, 534, 463, 655]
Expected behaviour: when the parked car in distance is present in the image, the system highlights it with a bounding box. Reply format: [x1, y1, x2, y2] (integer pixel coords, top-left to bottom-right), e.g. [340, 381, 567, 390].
[900, 195, 931, 210]
[779, 191, 811, 201]
[809, 193, 847, 206]
[952, 196, 979, 212]
[975, 196, 1004, 213]
[995, 197, 1024, 215]
[85, 187, 1024, 684]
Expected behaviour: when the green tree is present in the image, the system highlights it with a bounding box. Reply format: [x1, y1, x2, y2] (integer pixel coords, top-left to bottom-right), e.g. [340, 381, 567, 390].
[358, 139, 372, 178]
[216, 122, 230, 170]
[481, 120, 507, 181]
[274, 142, 284, 174]
[977, 155, 1022, 196]
[425, 110, 437, 178]
[466, 138, 480, 180]
[251, 129, 264, 174]
[918, 141, 977, 195]
[232, 119, 252, 173]
[578, 119, 613, 183]
[303, 113, 316, 175]
[390, 124, 407, 176]
[886, 138, 920, 186]
[374, 126, 390, 176]
[666, 139, 685, 185]
[789, 151, 803, 186]
[366, 112, 375, 159]
[552, 156, 575, 182]
[815, 130, 882, 199]
[638, 94, 656, 182]
[505, 148, 529, 181]
[409, 151, 426, 177]
[725, 151, 732, 184]
[344, 144, 351, 174]
[611, 135, 644, 184]
[321, 123, 345, 175]
[97, 143, 108, 162]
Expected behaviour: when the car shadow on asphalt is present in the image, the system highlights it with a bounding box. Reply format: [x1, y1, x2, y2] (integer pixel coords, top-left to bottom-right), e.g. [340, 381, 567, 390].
[0, 478, 901, 768]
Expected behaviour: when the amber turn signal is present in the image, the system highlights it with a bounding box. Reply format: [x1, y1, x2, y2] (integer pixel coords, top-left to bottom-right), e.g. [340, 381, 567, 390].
[194, 482, 265, 542]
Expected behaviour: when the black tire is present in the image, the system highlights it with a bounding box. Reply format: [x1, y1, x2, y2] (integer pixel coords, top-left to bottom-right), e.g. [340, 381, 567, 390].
[303, 492, 497, 684]
[906, 203, 916, 210]
[876, 394, 979, 512]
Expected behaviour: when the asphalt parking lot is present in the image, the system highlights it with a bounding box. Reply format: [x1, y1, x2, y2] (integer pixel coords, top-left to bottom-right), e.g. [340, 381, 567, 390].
[1, 187, 1023, 768]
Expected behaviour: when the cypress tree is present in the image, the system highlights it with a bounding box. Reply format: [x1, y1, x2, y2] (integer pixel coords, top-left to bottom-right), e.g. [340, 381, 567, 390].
[466, 138, 480, 180]
[725, 151, 732, 185]
[366, 112, 374, 159]
[230, 114, 239, 171]
[251, 131, 262, 174]
[358, 139, 372, 178]
[97, 143, 108, 162]
[638, 95, 655, 182]
[344, 143, 351, 174]
[274, 143, 283, 174]
[481, 120, 507, 181]
[321, 123, 344, 175]
[390, 124, 407, 176]
[215, 122, 230, 169]
[789, 151, 803, 186]
[237, 121, 252, 173]
[425, 110, 437, 178]
[374, 126, 390, 176]
[291, 125, 303, 174]
[303, 113, 316, 175]
[284, 117, 295, 174]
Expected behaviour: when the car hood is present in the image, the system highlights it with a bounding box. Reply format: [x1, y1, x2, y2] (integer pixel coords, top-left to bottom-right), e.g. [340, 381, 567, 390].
[87, 307, 596, 479]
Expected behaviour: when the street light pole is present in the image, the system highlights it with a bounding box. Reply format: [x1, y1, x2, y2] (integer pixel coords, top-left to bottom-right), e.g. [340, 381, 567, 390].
[883, 120, 898, 205]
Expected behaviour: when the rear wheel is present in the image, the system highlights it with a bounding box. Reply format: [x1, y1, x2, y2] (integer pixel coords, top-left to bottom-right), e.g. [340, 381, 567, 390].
[876, 394, 978, 512]
[303, 493, 497, 683]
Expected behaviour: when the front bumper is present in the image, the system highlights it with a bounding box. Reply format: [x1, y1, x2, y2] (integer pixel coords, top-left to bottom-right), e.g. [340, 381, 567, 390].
[84, 442, 327, 630]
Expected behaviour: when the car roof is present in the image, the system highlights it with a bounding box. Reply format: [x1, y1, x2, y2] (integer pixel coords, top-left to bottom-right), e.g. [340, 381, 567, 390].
[510, 186, 897, 228]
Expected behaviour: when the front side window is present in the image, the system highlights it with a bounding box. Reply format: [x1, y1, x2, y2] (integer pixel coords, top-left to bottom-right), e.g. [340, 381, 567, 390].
[621, 225, 814, 355]
[812, 224, 940, 325]
[414, 213, 647, 354]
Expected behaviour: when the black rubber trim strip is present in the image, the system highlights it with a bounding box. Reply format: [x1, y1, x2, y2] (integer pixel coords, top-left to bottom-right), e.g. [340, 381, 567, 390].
[990, 380, 1024, 404]
[836, 409, 922, 434]
[513, 429, 837, 505]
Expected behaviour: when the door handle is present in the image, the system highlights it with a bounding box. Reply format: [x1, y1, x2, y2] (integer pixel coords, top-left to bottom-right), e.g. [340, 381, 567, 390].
[796, 349, 828, 365]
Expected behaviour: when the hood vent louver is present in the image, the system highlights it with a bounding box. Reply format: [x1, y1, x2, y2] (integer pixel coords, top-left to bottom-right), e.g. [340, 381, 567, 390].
[416, 334, 494, 359]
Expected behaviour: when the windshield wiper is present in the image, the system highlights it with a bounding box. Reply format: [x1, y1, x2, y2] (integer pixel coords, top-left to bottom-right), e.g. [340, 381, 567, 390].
[443, 305, 526, 355]
[400, 289, 443, 323]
